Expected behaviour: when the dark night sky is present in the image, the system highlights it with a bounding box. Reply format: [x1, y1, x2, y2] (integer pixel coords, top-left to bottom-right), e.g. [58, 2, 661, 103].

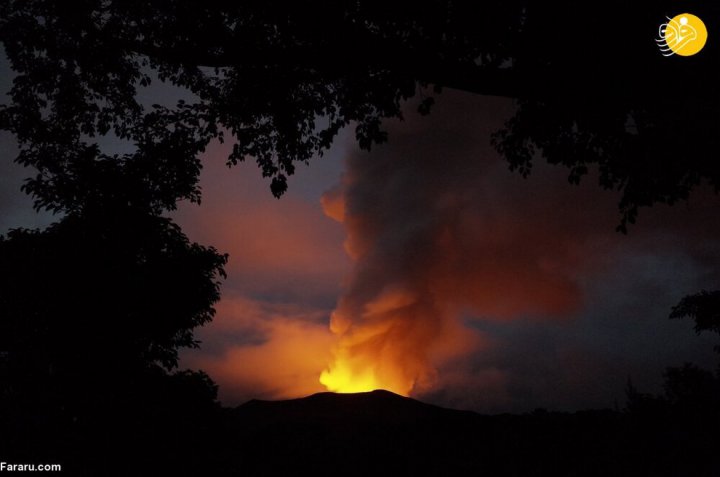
[2, 60, 718, 413]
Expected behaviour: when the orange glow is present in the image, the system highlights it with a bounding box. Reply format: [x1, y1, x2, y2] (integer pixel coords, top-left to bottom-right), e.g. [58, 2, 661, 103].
[319, 288, 444, 396]
[318, 295, 486, 396]
[183, 296, 337, 402]
[319, 347, 416, 396]
[319, 314, 415, 395]
[320, 353, 402, 394]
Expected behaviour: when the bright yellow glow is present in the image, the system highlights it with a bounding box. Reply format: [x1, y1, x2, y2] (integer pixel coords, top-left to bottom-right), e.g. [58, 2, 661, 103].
[319, 344, 413, 396]
[319, 289, 430, 396]
[319, 363, 384, 394]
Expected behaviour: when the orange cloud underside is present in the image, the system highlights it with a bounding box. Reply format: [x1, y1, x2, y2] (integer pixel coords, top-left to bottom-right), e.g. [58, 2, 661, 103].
[185, 297, 335, 401]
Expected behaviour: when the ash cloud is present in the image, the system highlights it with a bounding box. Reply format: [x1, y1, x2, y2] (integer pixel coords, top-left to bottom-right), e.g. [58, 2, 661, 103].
[176, 91, 720, 412]
[323, 90, 720, 410]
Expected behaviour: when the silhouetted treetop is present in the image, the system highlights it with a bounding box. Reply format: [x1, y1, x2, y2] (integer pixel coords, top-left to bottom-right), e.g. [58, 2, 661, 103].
[0, 211, 227, 373]
[1, 1, 719, 227]
[671, 290, 720, 352]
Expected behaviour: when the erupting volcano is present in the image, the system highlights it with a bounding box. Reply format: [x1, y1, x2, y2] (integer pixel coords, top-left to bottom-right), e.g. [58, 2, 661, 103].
[316, 94, 585, 398]
[319, 289, 442, 396]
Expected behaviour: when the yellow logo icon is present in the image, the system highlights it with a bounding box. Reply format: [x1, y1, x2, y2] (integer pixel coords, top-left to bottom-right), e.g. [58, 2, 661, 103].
[657, 13, 708, 56]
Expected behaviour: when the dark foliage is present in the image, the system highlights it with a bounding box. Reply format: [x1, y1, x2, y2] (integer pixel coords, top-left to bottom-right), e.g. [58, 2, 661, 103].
[670, 290, 720, 351]
[2, 1, 718, 227]
[0, 209, 227, 475]
[622, 296, 720, 477]
[0, 212, 226, 375]
[490, 3, 720, 232]
[624, 364, 720, 477]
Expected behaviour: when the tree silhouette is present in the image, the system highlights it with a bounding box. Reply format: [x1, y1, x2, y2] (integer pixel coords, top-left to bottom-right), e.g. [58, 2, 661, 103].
[2, 1, 718, 227]
[670, 290, 720, 351]
[624, 339, 720, 476]
[0, 208, 226, 473]
[660, 289, 720, 429]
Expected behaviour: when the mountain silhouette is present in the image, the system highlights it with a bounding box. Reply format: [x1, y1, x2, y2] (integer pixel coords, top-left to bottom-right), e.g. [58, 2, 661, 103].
[3, 387, 717, 475]
[235, 389, 477, 424]
[206, 389, 718, 476]
[219, 390, 487, 476]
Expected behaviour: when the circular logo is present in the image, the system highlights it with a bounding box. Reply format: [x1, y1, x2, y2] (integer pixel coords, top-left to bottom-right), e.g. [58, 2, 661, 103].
[657, 13, 708, 56]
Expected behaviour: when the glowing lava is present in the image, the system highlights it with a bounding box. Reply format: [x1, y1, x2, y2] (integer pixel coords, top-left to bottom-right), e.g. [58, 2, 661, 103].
[319, 345, 413, 395]
[318, 288, 442, 396]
